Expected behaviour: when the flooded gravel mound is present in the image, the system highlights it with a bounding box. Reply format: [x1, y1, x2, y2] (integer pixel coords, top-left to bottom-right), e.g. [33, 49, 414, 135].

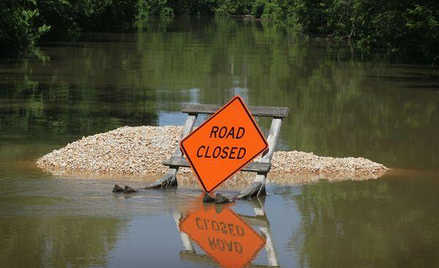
[36, 126, 388, 183]
[37, 126, 181, 175]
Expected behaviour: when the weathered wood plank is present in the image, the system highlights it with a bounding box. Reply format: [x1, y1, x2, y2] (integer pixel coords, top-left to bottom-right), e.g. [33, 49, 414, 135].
[173, 114, 197, 157]
[260, 118, 282, 162]
[147, 114, 198, 189]
[163, 157, 271, 173]
[237, 214, 270, 228]
[253, 118, 282, 184]
[181, 104, 289, 118]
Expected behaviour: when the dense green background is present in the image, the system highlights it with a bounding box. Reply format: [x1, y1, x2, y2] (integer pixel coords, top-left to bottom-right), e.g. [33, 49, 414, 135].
[1, 0, 438, 63]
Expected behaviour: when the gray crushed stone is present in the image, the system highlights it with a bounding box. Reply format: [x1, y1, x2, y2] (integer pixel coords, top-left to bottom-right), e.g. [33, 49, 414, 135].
[36, 126, 388, 184]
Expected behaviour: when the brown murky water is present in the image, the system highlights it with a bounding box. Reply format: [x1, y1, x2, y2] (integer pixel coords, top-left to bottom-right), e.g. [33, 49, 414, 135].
[1, 17, 439, 267]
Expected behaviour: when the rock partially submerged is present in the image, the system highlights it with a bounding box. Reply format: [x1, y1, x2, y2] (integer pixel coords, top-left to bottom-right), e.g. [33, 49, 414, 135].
[214, 193, 230, 204]
[36, 125, 388, 185]
[112, 184, 124, 193]
[202, 193, 215, 203]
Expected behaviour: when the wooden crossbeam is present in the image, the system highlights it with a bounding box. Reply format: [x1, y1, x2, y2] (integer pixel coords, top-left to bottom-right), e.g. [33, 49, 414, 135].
[182, 104, 289, 118]
[149, 101, 288, 199]
[163, 156, 271, 173]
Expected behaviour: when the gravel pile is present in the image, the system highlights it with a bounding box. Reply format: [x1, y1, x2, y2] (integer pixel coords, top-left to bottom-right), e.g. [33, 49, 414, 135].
[36, 126, 388, 184]
[271, 151, 387, 178]
[37, 126, 181, 175]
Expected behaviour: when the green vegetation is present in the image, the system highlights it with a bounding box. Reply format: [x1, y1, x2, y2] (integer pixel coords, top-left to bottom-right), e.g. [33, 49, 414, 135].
[1, 0, 438, 62]
[261, 0, 439, 63]
[0, 0, 139, 53]
[134, 0, 439, 62]
[0, 0, 49, 53]
[2, 18, 439, 169]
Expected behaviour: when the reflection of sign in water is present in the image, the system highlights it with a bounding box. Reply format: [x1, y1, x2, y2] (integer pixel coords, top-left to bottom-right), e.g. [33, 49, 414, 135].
[179, 205, 266, 268]
[180, 96, 268, 193]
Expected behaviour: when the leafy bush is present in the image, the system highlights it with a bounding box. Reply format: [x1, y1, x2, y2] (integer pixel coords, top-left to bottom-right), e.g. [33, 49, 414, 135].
[36, 0, 139, 40]
[257, 0, 439, 63]
[216, 0, 253, 15]
[252, 0, 265, 18]
[1, 0, 438, 63]
[0, 0, 49, 53]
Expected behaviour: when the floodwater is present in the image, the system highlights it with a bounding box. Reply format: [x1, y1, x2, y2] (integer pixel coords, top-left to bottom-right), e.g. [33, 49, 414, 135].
[1, 17, 439, 267]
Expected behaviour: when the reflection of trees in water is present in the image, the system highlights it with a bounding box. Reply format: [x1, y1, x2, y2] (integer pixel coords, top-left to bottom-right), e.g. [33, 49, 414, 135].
[140, 17, 439, 169]
[264, 61, 439, 169]
[1, 16, 439, 168]
[0, 217, 125, 267]
[0, 82, 158, 137]
[287, 180, 439, 267]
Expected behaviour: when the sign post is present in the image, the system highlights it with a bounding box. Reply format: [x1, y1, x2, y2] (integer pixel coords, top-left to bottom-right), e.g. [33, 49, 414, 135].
[180, 96, 268, 193]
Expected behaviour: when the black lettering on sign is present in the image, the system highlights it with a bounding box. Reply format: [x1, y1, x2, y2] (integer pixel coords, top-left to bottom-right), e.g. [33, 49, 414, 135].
[210, 126, 219, 138]
[220, 222, 227, 234]
[212, 147, 221, 158]
[196, 217, 204, 229]
[236, 225, 245, 236]
[203, 219, 210, 229]
[197, 126, 249, 160]
[229, 147, 237, 159]
[197, 146, 205, 158]
[205, 146, 211, 158]
[237, 148, 246, 159]
[226, 128, 235, 139]
[221, 147, 230, 159]
[235, 242, 243, 254]
[227, 223, 235, 236]
[236, 127, 245, 139]
[207, 237, 244, 253]
[209, 126, 246, 139]
[196, 146, 247, 160]
[218, 239, 225, 251]
[208, 236, 216, 250]
[212, 220, 220, 231]
[219, 127, 227, 138]
[197, 218, 245, 237]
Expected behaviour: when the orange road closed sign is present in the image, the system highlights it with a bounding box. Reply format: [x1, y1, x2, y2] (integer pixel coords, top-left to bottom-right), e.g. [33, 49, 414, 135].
[179, 205, 266, 268]
[180, 96, 268, 192]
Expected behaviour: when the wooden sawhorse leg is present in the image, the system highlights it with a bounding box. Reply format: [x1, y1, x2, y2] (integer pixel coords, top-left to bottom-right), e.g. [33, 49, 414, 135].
[236, 118, 282, 199]
[146, 114, 198, 189]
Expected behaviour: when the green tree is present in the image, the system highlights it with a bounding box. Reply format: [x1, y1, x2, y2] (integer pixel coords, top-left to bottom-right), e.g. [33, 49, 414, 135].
[0, 0, 49, 53]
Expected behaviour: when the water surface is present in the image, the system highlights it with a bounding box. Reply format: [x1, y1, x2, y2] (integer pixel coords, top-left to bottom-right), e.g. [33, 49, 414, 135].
[1, 17, 438, 268]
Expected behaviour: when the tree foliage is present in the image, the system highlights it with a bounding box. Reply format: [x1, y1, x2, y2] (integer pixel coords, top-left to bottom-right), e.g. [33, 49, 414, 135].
[1, 0, 438, 62]
[0, 0, 49, 53]
[259, 0, 439, 62]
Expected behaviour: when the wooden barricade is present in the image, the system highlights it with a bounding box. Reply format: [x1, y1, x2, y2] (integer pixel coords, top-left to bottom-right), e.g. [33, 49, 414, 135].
[147, 103, 289, 199]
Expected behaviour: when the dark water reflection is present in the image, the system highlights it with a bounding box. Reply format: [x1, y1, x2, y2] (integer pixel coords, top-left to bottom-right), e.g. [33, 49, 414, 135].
[1, 17, 439, 267]
[1, 17, 439, 169]
[174, 196, 273, 268]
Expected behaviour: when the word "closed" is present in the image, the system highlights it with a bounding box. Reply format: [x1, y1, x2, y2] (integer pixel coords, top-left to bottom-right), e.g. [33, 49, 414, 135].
[196, 126, 247, 160]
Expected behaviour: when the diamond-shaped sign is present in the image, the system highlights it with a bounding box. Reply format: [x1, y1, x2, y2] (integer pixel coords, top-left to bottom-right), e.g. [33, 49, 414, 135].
[179, 204, 266, 268]
[180, 96, 268, 193]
